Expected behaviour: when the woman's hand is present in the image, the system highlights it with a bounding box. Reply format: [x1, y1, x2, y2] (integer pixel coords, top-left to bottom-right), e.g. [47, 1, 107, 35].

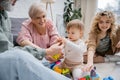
[45, 42, 64, 62]
[56, 37, 67, 45]
[45, 53, 64, 63]
[116, 41, 120, 48]
[82, 63, 93, 72]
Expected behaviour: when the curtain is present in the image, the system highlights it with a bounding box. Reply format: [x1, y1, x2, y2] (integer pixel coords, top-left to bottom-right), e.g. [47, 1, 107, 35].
[74, 0, 98, 40]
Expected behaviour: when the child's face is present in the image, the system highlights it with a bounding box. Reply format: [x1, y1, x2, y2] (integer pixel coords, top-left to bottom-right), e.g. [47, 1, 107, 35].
[67, 27, 82, 41]
[98, 16, 111, 33]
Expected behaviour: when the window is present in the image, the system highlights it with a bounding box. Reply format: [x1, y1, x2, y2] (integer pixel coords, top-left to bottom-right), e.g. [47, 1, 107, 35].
[98, 0, 120, 24]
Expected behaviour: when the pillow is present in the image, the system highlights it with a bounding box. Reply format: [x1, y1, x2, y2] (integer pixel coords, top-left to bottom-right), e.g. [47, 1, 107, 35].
[10, 18, 27, 46]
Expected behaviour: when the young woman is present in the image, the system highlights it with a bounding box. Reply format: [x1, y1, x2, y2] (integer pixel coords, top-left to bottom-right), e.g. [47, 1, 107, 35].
[84, 11, 120, 71]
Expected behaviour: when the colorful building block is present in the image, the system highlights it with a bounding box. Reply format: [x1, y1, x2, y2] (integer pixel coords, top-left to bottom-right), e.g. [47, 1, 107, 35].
[91, 74, 100, 80]
[53, 66, 62, 74]
[78, 77, 86, 80]
[53, 54, 61, 60]
[103, 76, 114, 80]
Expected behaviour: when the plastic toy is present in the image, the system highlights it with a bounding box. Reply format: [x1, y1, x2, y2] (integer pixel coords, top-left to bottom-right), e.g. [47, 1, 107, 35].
[53, 66, 62, 74]
[61, 68, 70, 75]
[103, 76, 114, 80]
[53, 53, 61, 60]
[50, 60, 61, 69]
[78, 66, 101, 80]
[90, 67, 100, 80]
[78, 77, 86, 80]
[52, 65, 71, 78]
[78, 75, 91, 80]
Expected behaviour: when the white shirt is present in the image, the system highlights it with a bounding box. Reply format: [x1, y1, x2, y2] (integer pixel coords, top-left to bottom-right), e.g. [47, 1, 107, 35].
[64, 39, 87, 63]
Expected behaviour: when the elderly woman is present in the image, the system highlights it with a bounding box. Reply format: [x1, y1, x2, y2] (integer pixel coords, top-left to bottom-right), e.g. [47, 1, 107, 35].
[16, 3, 59, 49]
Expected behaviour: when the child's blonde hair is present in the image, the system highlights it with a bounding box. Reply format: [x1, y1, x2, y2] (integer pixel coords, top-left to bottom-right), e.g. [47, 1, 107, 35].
[90, 11, 116, 36]
[67, 19, 84, 32]
[66, 19, 84, 38]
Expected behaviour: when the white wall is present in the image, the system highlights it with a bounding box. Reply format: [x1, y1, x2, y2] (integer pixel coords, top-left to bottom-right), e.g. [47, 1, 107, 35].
[8, 0, 65, 23]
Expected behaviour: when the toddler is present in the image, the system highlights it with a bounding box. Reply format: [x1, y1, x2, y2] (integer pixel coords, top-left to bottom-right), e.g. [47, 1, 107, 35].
[57, 19, 89, 80]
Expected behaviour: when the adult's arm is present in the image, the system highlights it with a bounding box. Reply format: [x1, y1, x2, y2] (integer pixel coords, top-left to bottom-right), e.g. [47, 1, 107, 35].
[47, 20, 59, 46]
[115, 25, 120, 49]
[0, 49, 71, 80]
[83, 33, 97, 71]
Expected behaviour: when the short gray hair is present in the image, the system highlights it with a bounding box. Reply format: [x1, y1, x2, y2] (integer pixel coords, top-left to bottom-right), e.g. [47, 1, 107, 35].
[29, 3, 46, 19]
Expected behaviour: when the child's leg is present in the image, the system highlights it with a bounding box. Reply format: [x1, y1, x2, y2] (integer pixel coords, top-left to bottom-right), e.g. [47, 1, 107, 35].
[72, 68, 83, 80]
[72, 67, 90, 80]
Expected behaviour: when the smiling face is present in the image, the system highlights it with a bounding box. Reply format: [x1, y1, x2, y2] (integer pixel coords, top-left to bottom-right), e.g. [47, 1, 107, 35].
[98, 16, 111, 33]
[29, 3, 47, 28]
[67, 27, 82, 42]
[32, 12, 46, 27]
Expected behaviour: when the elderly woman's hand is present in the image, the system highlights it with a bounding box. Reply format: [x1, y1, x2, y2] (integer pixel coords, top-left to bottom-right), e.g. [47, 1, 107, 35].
[45, 42, 64, 62]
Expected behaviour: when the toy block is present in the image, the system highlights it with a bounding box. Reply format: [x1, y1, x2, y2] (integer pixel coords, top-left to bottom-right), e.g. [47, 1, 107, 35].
[103, 76, 114, 80]
[90, 67, 96, 77]
[53, 66, 62, 74]
[53, 54, 61, 60]
[50, 62, 56, 69]
[103, 78, 109, 80]
[50, 60, 61, 69]
[78, 77, 86, 80]
[64, 73, 72, 78]
[108, 76, 114, 80]
[91, 74, 100, 80]
[61, 68, 70, 75]
[84, 75, 91, 80]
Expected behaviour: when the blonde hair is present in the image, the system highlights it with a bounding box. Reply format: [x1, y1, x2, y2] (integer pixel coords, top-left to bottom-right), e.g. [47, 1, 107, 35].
[90, 11, 116, 36]
[66, 19, 84, 38]
[67, 19, 84, 31]
[28, 3, 46, 19]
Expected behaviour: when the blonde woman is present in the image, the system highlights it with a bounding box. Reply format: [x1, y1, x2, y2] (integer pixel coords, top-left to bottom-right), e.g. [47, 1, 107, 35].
[84, 11, 120, 71]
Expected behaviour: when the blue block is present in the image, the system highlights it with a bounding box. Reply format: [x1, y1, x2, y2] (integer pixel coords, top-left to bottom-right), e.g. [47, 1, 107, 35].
[50, 62, 56, 69]
[103, 78, 109, 80]
[91, 74, 100, 80]
[108, 76, 114, 80]
[103, 76, 114, 80]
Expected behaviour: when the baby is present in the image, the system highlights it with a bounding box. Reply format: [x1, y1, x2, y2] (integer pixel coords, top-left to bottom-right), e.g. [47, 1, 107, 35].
[56, 19, 88, 80]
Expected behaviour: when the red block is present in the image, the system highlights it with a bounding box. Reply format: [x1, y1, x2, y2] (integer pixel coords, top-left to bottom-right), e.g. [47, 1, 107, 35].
[78, 77, 86, 80]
